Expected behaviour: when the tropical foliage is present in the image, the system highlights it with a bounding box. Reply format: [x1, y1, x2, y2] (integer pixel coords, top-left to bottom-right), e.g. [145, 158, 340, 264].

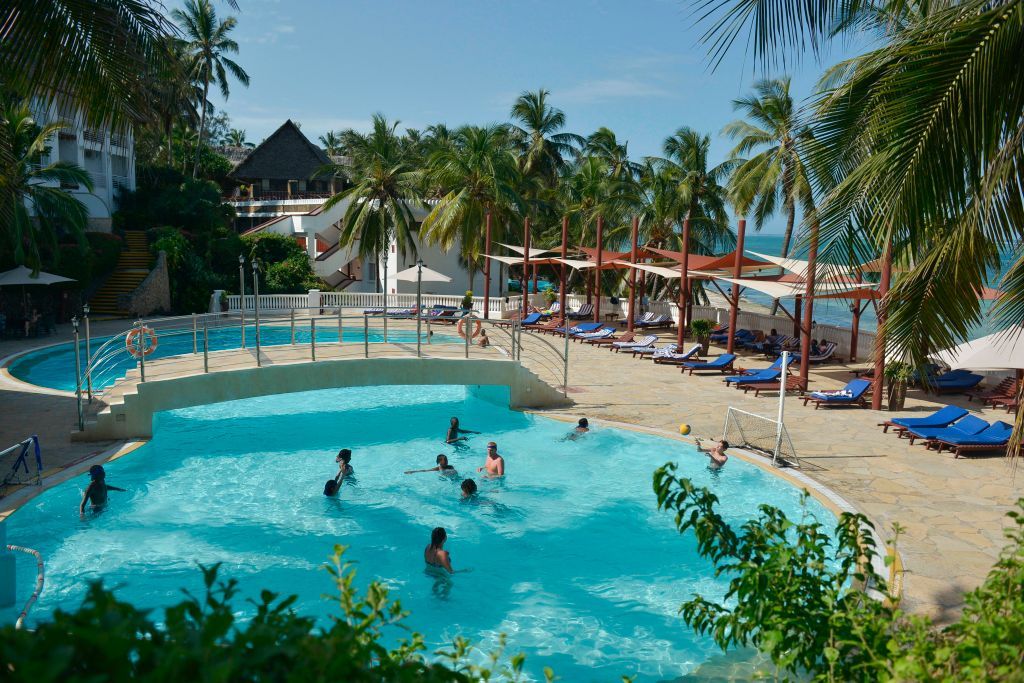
[0, 101, 92, 270]
[697, 0, 1024, 449]
[0, 547, 542, 682]
[655, 465, 1024, 682]
[172, 0, 250, 178]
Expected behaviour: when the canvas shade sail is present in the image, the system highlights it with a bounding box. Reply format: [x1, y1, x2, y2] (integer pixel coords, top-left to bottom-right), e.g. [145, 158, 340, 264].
[713, 275, 877, 300]
[932, 327, 1024, 371]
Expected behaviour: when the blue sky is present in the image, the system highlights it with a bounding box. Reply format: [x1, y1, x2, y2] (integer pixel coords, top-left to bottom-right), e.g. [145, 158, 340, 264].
[204, 0, 864, 234]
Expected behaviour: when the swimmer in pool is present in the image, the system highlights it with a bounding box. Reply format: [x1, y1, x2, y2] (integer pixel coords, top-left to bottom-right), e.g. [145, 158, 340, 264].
[324, 478, 340, 496]
[695, 438, 729, 470]
[336, 449, 354, 483]
[460, 478, 478, 498]
[405, 454, 458, 476]
[424, 526, 453, 573]
[477, 441, 505, 477]
[565, 417, 590, 440]
[445, 417, 479, 444]
[79, 465, 125, 515]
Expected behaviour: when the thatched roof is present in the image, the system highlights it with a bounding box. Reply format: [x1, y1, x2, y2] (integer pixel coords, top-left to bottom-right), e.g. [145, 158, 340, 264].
[229, 120, 332, 181]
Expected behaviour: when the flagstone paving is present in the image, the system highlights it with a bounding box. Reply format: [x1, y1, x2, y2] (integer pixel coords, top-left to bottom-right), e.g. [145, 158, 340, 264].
[1, 320, 1021, 624]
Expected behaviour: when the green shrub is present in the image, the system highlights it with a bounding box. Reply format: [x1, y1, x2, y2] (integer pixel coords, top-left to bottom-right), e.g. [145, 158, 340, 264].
[50, 233, 124, 288]
[242, 232, 322, 294]
[654, 464, 1024, 682]
[0, 547, 542, 682]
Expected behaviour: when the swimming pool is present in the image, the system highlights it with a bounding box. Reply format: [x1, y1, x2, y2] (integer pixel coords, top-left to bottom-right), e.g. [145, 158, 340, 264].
[6, 325, 451, 392]
[1, 385, 833, 680]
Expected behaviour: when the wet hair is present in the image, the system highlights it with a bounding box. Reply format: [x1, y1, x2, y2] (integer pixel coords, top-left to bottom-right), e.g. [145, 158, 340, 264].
[430, 527, 447, 549]
[450, 417, 459, 426]
[324, 479, 339, 496]
[720, 440, 730, 450]
[578, 418, 589, 428]
[436, 454, 448, 466]
[88, 465, 105, 480]
[461, 479, 477, 495]
[337, 449, 352, 463]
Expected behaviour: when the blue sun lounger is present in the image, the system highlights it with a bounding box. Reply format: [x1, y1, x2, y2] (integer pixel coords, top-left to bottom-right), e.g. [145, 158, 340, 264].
[801, 378, 872, 408]
[682, 353, 736, 375]
[520, 312, 543, 326]
[722, 356, 792, 385]
[931, 371, 984, 395]
[880, 405, 969, 434]
[554, 322, 603, 336]
[904, 414, 990, 446]
[928, 421, 1013, 458]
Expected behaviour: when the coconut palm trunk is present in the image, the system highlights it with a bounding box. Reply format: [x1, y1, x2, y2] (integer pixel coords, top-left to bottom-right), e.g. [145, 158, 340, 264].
[192, 77, 210, 178]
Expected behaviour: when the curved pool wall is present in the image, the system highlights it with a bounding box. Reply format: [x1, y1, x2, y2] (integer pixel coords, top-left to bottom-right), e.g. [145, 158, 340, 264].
[2, 384, 835, 682]
[6, 324, 456, 393]
[76, 357, 570, 441]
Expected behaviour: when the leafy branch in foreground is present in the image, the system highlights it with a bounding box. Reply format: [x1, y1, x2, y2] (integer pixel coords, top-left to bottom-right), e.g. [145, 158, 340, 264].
[0, 545, 548, 682]
[654, 462, 1024, 682]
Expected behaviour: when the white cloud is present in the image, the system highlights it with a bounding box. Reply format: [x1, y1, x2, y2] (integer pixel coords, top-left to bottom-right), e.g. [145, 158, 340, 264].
[558, 78, 671, 104]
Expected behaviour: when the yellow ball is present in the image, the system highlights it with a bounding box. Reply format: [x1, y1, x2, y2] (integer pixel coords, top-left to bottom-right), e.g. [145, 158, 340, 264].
[678, 423, 691, 436]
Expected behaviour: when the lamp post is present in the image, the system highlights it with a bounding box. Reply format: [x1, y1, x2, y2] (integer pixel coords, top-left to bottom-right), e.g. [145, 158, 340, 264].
[252, 259, 261, 367]
[82, 303, 92, 401]
[416, 258, 424, 358]
[238, 254, 246, 348]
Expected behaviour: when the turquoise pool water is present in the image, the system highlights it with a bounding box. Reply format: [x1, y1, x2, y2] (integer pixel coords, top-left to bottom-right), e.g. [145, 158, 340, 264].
[7, 324, 449, 392]
[1, 385, 833, 680]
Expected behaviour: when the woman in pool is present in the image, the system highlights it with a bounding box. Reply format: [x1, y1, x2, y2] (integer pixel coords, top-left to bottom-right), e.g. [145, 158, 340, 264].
[445, 417, 479, 444]
[405, 454, 458, 476]
[425, 526, 453, 573]
[335, 449, 354, 483]
[79, 465, 125, 515]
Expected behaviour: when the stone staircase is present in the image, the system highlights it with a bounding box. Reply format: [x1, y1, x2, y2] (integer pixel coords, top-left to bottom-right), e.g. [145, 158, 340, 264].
[89, 231, 153, 317]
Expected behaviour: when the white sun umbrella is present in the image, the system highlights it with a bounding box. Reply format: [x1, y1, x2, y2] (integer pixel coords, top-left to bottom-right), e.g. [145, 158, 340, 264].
[497, 242, 552, 258]
[748, 251, 855, 279]
[0, 265, 74, 286]
[0, 265, 75, 315]
[932, 327, 1024, 371]
[393, 262, 452, 357]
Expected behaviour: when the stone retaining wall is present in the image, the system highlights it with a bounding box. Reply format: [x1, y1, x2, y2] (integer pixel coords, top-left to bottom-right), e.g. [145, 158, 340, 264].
[119, 251, 171, 317]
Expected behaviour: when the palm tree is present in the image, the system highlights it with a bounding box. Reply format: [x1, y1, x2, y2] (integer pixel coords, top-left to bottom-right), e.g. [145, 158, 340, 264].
[322, 114, 424, 293]
[148, 37, 200, 168]
[723, 77, 814, 313]
[508, 89, 584, 187]
[172, 0, 250, 179]
[584, 127, 640, 182]
[319, 131, 345, 157]
[0, 101, 93, 269]
[698, 1, 1024, 444]
[656, 127, 736, 253]
[420, 125, 523, 290]
[222, 128, 251, 148]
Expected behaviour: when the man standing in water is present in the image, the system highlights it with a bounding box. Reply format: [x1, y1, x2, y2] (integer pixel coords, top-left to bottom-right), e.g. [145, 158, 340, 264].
[477, 441, 505, 477]
[445, 417, 479, 444]
[79, 465, 125, 515]
[695, 438, 729, 470]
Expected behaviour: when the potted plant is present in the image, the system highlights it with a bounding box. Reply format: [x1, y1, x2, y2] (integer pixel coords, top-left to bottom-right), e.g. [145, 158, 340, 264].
[884, 361, 913, 411]
[460, 290, 474, 311]
[690, 318, 714, 355]
[543, 287, 557, 309]
[219, 291, 229, 313]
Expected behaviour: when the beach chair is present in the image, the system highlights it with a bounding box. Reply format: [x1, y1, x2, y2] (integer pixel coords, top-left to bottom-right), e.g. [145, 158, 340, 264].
[572, 327, 614, 342]
[903, 414, 990, 446]
[567, 303, 594, 320]
[800, 378, 872, 409]
[989, 393, 1021, 413]
[653, 344, 702, 365]
[632, 342, 675, 358]
[635, 314, 673, 329]
[682, 353, 737, 375]
[611, 335, 658, 352]
[632, 312, 656, 326]
[363, 307, 385, 315]
[588, 330, 636, 347]
[543, 302, 561, 317]
[966, 377, 1017, 405]
[709, 327, 735, 343]
[924, 421, 1013, 458]
[809, 342, 838, 364]
[552, 322, 603, 337]
[930, 371, 984, 395]
[737, 374, 808, 397]
[879, 405, 969, 434]
[723, 356, 792, 384]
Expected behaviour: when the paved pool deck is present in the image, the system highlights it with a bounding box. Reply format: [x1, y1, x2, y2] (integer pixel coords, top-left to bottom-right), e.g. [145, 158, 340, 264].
[1, 318, 1021, 623]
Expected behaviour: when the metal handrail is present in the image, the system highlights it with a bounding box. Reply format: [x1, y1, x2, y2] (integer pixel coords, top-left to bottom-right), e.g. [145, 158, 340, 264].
[76, 307, 571, 429]
[6, 544, 44, 629]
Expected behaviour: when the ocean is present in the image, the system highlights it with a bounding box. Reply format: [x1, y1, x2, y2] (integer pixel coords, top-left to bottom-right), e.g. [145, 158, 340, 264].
[736, 234, 1008, 338]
